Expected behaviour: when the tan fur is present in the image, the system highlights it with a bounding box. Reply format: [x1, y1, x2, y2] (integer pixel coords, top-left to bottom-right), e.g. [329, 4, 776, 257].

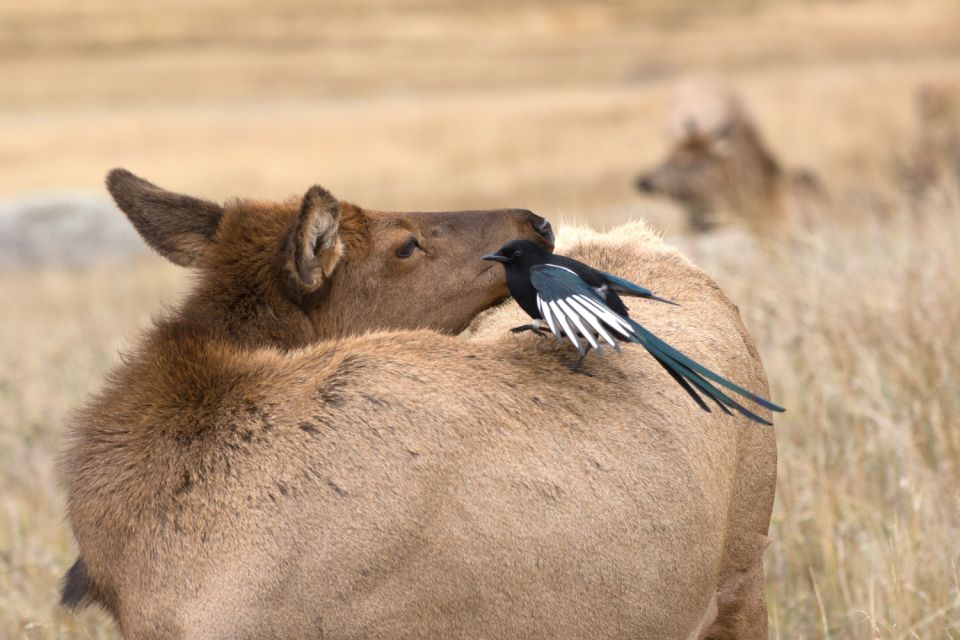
[636, 76, 823, 232]
[61, 174, 776, 639]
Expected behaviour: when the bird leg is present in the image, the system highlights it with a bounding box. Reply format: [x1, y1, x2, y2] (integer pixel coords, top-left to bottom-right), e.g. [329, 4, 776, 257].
[510, 320, 548, 338]
[571, 349, 590, 373]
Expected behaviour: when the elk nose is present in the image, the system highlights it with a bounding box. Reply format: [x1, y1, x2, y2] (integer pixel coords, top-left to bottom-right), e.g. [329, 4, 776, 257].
[527, 212, 555, 250]
[636, 175, 655, 193]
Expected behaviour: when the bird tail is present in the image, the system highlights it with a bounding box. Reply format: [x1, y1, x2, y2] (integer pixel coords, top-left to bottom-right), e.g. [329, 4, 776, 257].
[644, 294, 680, 307]
[627, 319, 785, 425]
[603, 272, 680, 306]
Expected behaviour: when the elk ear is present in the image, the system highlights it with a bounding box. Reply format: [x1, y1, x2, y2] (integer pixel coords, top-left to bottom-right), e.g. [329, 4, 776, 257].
[710, 120, 739, 155]
[283, 185, 343, 294]
[106, 168, 223, 267]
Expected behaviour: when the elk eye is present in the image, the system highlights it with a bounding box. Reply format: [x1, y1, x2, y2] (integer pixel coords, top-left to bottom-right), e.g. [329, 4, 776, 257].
[396, 237, 419, 259]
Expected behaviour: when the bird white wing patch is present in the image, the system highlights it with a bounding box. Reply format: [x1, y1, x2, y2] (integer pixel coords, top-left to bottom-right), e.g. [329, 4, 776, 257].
[531, 264, 637, 353]
[566, 297, 618, 348]
[548, 300, 582, 352]
[556, 298, 600, 350]
[537, 296, 559, 335]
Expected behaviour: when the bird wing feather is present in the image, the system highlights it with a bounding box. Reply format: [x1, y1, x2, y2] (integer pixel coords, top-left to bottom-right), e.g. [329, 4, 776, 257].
[597, 269, 656, 297]
[597, 269, 678, 305]
[566, 297, 620, 350]
[548, 300, 582, 353]
[529, 264, 785, 425]
[531, 265, 628, 352]
[556, 298, 600, 350]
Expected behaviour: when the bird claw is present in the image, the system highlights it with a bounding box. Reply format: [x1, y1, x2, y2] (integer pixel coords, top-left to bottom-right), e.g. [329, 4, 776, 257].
[510, 324, 548, 338]
[570, 350, 589, 373]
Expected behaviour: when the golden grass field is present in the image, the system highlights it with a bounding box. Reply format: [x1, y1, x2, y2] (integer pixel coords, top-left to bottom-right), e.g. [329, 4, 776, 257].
[1, 0, 959, 637]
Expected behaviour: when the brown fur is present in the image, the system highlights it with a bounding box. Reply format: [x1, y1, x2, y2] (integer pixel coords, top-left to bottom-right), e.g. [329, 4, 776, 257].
[635, 77, 823, 232]
[60, 173, 776, 639]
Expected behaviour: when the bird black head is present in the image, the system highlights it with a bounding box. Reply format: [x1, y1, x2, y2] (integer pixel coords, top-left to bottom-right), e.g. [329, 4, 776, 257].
[481, 239, 551, 269]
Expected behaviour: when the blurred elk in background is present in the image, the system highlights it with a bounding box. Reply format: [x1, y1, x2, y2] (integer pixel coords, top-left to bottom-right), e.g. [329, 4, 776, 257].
[635, 77, 823, 233]
[903, 82, 960, 199]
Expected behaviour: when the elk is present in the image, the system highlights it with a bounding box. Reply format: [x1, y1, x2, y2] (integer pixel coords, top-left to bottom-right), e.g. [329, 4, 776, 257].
[635, 77, 822, 232]
[60, 169, 777, 639]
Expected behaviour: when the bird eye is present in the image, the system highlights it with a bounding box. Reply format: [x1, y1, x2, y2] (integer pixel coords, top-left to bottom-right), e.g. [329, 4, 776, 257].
[513, 249, 522, 258]
[396, 237, 419, 259]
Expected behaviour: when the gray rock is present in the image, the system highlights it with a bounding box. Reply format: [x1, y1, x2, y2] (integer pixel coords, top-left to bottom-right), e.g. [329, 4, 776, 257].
[0, 192, 147, 270]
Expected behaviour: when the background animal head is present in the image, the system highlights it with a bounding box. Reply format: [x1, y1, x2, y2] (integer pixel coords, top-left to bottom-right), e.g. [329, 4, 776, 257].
[635, 77, 783, 231]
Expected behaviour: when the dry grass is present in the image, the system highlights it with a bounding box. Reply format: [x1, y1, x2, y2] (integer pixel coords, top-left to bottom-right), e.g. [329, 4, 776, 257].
[682, 190, 960, 638]
[0, 261, 185, 638]
[2, 0, 960, 637]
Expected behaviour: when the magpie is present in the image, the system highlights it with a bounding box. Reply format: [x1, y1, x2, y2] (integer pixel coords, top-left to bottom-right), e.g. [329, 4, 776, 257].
[481, 239, 784, 425]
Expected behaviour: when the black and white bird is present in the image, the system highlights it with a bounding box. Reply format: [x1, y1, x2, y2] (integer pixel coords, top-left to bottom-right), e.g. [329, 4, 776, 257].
[482, 239, 784, 425]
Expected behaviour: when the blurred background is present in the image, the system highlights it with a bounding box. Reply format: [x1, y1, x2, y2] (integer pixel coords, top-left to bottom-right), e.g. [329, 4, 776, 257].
[2, 0, 959, 637]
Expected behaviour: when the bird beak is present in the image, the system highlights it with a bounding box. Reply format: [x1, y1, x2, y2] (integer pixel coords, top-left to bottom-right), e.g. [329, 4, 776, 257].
[481, 253, 509, 263]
